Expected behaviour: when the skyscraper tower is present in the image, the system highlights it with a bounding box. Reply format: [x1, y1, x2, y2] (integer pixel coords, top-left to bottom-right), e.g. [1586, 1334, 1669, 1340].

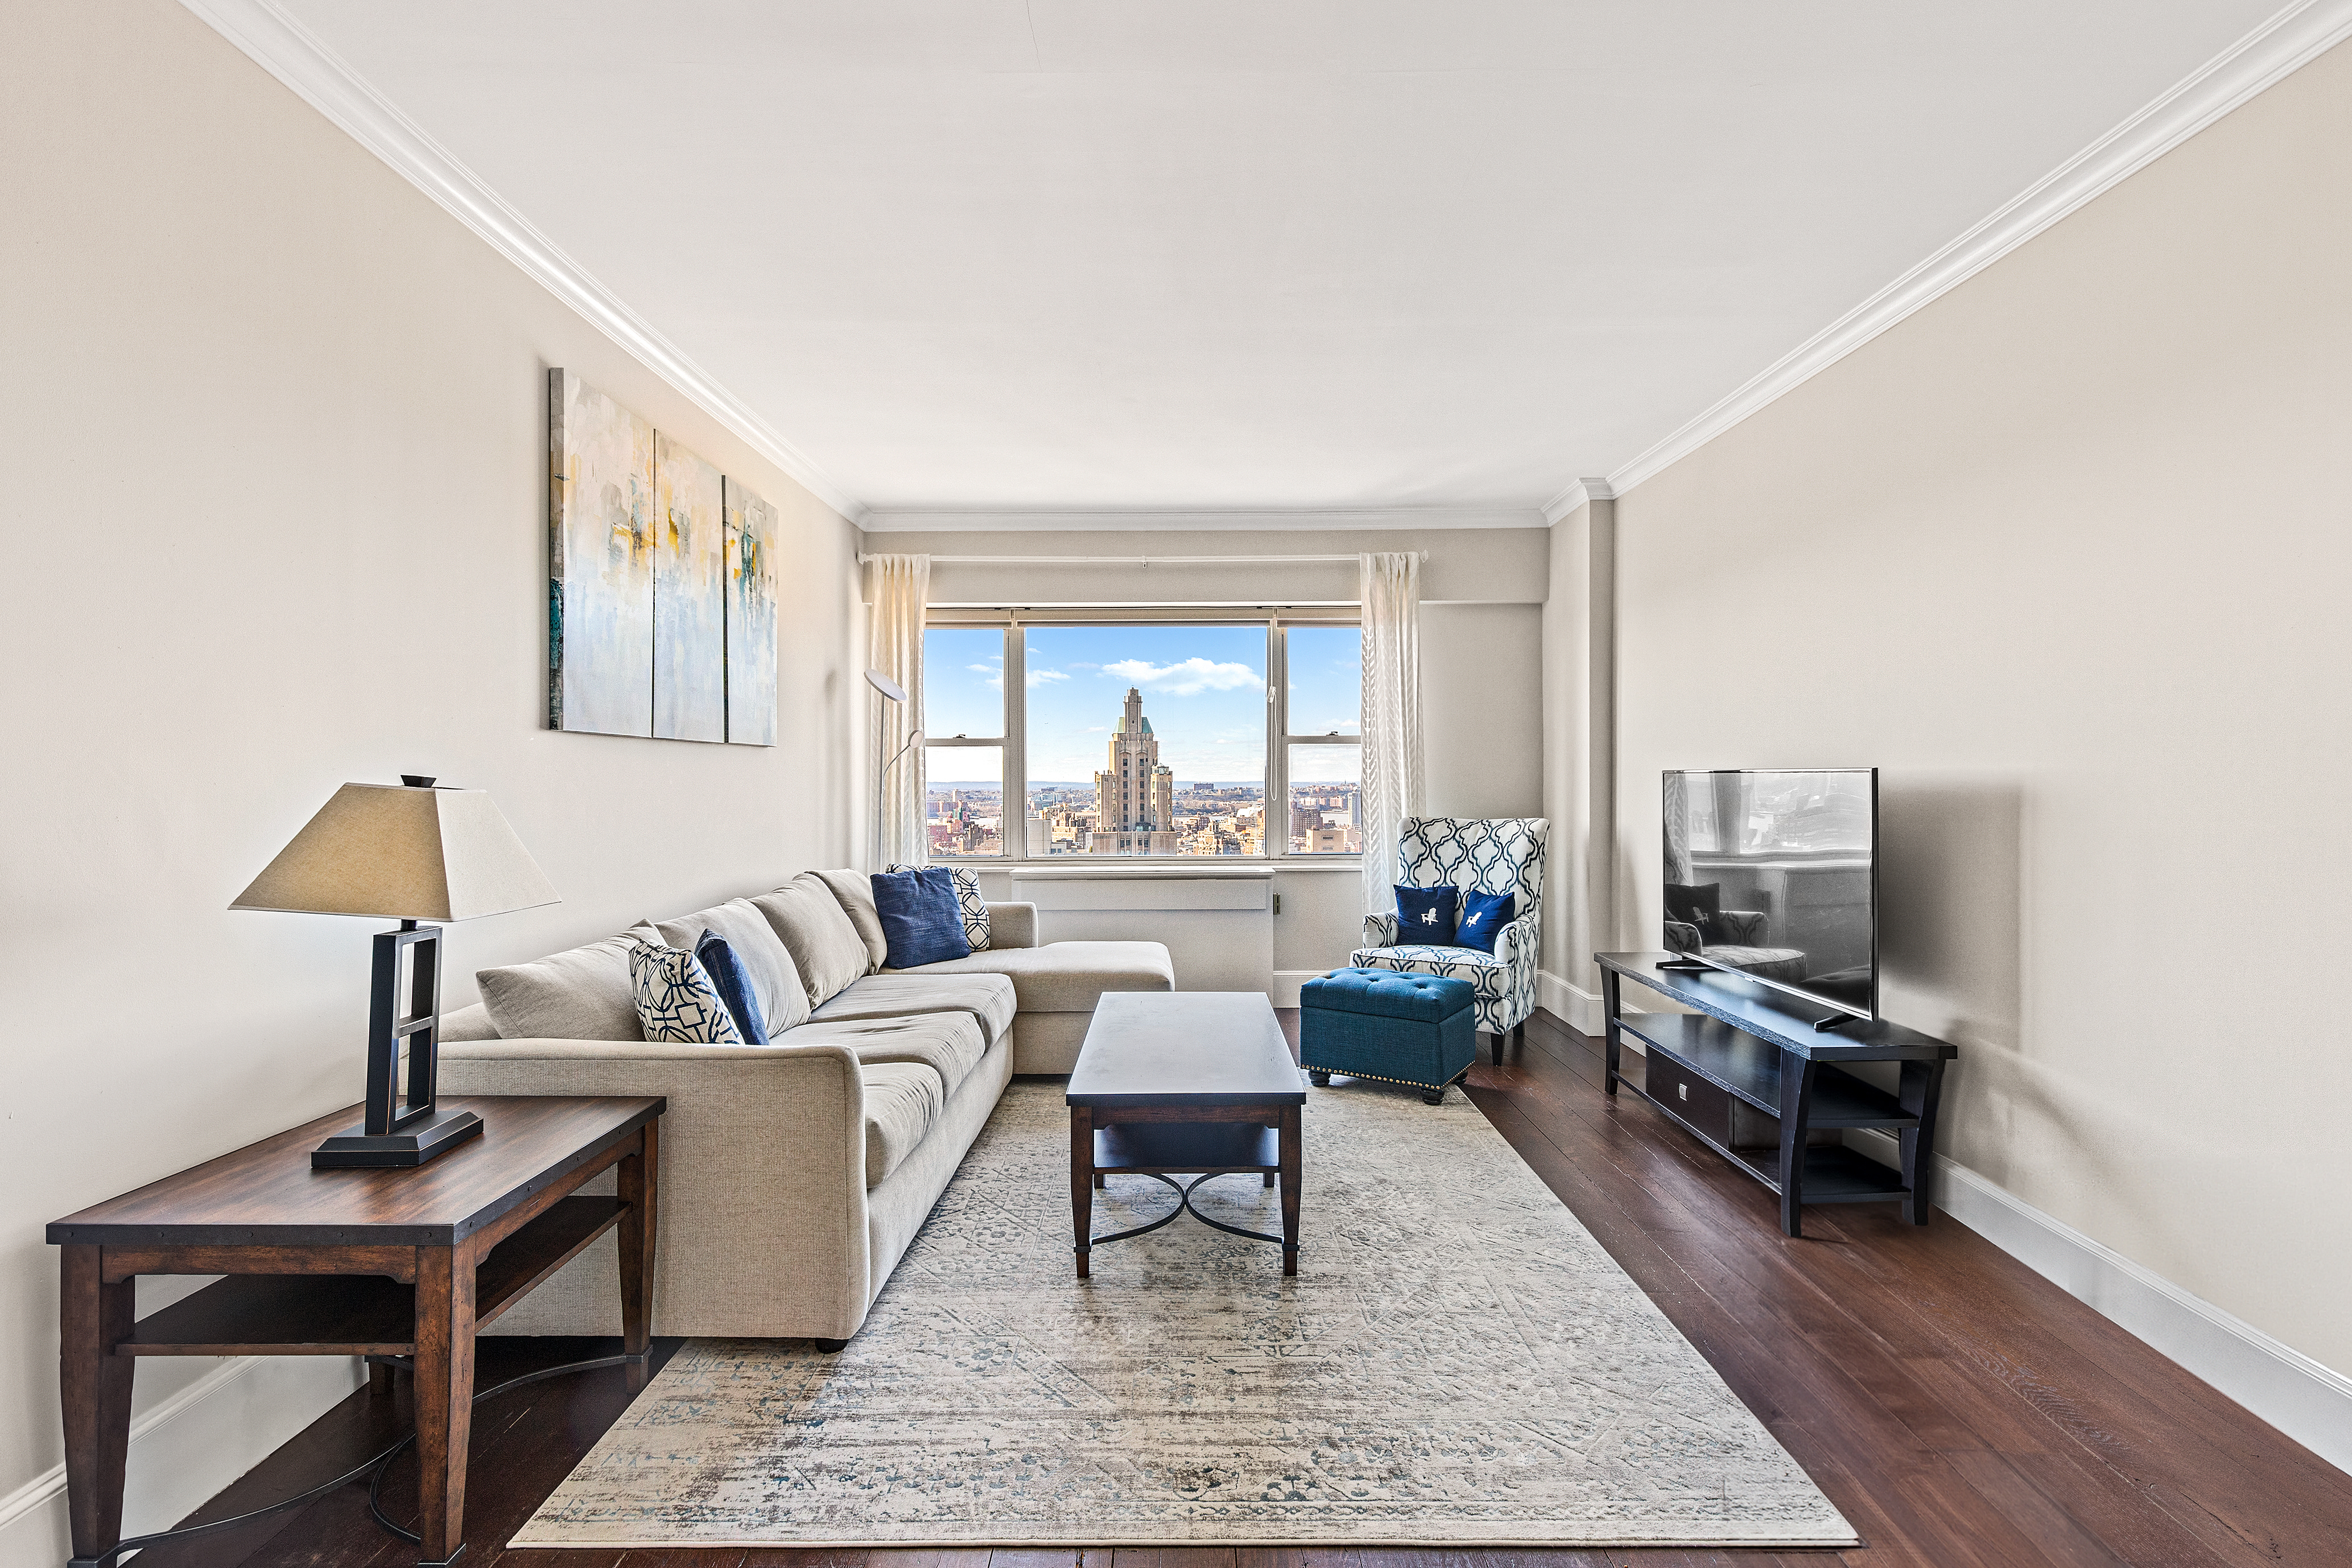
[1089, 687, 1177, 853]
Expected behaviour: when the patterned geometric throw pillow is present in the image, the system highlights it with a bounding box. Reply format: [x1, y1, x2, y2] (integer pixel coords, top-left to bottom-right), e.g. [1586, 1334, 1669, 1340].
[886, 863, 989, 950]
[625, 937, 745, 1045]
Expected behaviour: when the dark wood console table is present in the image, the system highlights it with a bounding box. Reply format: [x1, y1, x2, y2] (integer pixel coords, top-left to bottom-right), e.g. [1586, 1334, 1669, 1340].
[47, 1094, 664, 1568]
[1596, 952, 1955, 1237]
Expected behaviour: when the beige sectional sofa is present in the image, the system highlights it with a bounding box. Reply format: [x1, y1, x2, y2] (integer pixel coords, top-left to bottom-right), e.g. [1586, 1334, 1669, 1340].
[436, 870, 1170, 1347]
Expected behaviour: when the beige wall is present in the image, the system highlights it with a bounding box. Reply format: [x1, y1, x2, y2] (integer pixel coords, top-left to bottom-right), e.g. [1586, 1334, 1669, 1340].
[1600, 40, 2352, 1373]
[882, 526, 1547, 978]
[0, 1, 860, 1544]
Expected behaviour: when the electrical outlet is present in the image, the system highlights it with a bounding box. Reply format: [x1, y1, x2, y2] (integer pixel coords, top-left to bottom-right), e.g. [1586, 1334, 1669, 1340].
[1678, 1082, 1688, 1101]
[1272, 893, 1281, 914]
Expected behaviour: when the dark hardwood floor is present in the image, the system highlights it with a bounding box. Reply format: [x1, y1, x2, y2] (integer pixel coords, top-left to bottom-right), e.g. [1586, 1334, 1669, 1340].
[138, 1010, 2352, 1568]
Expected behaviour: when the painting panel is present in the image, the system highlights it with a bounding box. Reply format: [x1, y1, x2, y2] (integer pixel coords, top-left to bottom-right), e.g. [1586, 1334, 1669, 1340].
[724, 478, 779, 746]
[653, 432, 727, 742]
[548, 369, 654, 736]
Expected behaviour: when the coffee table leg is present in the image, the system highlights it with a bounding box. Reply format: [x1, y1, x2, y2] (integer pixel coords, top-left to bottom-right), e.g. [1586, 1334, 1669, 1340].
[1278, 1105, 1301, 1276]
[413, 1242, 477, 1565]
[1070, 1105, 1094, 1278]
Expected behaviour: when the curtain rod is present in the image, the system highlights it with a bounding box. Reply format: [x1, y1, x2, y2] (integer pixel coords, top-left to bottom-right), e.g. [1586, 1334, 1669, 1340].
[857, 552, 1424, 566]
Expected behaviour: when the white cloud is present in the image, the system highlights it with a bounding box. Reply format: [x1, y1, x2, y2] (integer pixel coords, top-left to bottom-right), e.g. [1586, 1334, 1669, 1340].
[1101, 657, 1262, 696]
[1028, 668, 1071, 688]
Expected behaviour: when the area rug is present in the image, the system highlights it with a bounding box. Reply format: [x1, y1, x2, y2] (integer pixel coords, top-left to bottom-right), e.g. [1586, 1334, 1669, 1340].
[513, 1078, 1856, 1548]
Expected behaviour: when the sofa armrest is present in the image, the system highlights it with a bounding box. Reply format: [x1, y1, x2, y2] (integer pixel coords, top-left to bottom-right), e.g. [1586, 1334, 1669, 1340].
[1717, 909, 1768, 944]
[438, 1038, 873, 1338]
[1362, 911, 1398, 948]
[1495, 911, 1542, 968]
[985, 901, 1038, 949]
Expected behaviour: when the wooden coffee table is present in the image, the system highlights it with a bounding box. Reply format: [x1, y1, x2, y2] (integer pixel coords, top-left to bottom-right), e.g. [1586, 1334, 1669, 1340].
[1066, 992, 1306, 1277]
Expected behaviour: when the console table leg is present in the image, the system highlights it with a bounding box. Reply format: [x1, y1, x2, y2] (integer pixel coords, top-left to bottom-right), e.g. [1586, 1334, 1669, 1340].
[60, 1244, 134, 1568]
[617, 1120, 658, 1389]
[1070, 1107, 1094, 1279]
[1776, 1057, 1817, 1238]
[1900, 1059, 1946, 1226]
[1600, 970, 1623, 1095]
[412, 1243, 477, 1566]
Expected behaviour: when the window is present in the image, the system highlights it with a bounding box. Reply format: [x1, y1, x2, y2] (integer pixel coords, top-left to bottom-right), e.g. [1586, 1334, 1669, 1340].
[922, 626, 1007, 857]
[921, 617, 1356, 861]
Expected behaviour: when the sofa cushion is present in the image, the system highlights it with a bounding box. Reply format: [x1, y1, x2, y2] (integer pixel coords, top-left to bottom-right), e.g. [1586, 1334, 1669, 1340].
[653, 897, 810, 1035]
[753, 874, 872, 1008]
[787, 1012, 989, 1099]
[883, 940, 1173, 1013]
[886, 863, 989, 950]
[625, 937, 744, 1045]
[476, 925, 660, 1041]
[871, 867, 972, 968]
[440, 1002, 498, 1042]
[808, 973, 1017, 1050]
[810, 868, 889, 969]
[860, 1062, 944, 1189]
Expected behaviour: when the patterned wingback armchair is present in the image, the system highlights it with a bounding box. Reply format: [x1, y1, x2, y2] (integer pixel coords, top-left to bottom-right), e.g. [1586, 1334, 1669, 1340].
[1351, 816, 1550, 1060]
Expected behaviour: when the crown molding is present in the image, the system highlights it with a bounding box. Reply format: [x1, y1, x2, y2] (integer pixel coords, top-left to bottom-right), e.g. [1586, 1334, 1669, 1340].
[178, 0, 866, 523]
[859, 506, 1549, 534]
[1540, 478, 1615, 525]
[1592, 0, 2352, 505]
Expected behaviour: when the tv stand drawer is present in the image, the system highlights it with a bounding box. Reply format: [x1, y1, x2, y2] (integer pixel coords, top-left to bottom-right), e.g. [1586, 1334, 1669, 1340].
[1643, 1055, 1732, 1144]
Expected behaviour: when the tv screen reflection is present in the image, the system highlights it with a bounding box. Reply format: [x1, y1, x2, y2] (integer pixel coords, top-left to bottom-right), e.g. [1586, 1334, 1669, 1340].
[1662, 768, 1878, 1016]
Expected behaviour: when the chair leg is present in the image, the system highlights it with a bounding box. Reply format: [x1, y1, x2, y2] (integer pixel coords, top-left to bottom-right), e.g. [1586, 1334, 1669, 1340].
[1488, 1032, 1504, 1067]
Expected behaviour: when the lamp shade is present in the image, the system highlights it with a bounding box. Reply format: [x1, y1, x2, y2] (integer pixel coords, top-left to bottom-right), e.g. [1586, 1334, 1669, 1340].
[231, 783, 560, 922]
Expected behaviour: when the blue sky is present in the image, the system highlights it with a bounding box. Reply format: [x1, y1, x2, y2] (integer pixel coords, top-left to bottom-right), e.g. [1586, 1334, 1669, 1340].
[925, 625, 1359, 786]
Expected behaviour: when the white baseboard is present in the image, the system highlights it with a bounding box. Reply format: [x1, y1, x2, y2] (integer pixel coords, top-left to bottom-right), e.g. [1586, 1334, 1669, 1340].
[1272, 970, 1323, 1008]
[1537, 969, 1610, 1035]
[0, 1356, 362, 1568]
[1916, 1149, 2352, 1474]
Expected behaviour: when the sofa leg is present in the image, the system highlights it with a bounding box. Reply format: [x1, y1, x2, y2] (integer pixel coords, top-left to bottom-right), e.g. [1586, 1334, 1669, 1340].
[1307, 1070, 1330, 1087]
[812, 1338, 848, 1353]
[1421, 1087, 1445, 1106]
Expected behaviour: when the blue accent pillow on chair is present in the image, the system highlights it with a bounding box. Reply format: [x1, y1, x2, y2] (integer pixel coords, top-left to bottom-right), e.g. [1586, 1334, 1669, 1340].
[1456, 889, 1516, 954]
[695, 929, 768, 1044]
[872, 867, 974, 969]
[1393, 884, 1459, 946]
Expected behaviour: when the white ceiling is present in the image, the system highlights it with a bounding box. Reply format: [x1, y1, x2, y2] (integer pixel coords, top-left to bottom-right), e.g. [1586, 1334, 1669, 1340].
[268, 1, 2293, 518]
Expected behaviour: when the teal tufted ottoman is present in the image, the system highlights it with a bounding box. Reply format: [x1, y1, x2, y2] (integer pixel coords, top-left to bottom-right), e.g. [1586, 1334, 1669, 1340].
[1299, 967, 1478, 1104]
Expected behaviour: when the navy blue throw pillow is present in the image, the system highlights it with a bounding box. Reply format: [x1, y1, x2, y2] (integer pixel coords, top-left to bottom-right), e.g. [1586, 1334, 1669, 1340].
[1394, 884, 1459, 946]
[695, 930, 767, 1045]
[872, 867, 973, 969]
[1456, 889, 1516, 954]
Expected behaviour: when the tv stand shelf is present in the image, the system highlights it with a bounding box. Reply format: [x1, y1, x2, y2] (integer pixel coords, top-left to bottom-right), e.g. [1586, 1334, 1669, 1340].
[1596, 952, 1958, 1236]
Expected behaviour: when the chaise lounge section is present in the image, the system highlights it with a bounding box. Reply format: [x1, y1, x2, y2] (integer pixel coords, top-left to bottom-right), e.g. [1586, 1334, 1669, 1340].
[436, 869, 1171, 1346]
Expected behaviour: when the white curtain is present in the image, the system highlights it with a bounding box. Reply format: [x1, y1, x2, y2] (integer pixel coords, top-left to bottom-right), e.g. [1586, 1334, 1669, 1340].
[1359, 551, 1424, 915]
[867, 552, 931, 870]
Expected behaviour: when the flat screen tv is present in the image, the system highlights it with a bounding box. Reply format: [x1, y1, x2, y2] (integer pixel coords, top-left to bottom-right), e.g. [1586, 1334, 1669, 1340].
[1662, 768, 1878, 1019]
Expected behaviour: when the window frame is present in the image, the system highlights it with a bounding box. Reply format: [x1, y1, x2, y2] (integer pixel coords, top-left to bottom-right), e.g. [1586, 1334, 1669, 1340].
[919, 610, 1360, 865]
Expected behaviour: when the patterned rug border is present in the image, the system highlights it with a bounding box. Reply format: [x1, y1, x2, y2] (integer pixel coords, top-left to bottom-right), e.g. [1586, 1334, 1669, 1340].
[512, 1079, 1858, 1550]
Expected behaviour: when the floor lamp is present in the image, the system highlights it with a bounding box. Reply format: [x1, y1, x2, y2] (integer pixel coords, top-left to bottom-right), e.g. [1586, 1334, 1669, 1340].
[865, 667, 923, 864]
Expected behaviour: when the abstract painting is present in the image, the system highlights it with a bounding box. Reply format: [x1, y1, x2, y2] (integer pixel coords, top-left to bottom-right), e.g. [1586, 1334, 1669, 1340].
[723, 478, 778, 746]
[548, 370, 655, 737]
[653, 432, 727, 744]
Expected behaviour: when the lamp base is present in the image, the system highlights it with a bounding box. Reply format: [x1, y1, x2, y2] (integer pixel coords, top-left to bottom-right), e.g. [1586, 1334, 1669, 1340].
[312, 1108, 484, 1169]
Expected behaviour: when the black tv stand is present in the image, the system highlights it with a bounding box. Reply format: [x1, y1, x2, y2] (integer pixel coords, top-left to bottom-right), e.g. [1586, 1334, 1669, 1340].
[1596, 952, 1958, 1237]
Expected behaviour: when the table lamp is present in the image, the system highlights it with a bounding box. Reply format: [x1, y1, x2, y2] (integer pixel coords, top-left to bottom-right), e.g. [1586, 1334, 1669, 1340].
[232, 776, 559, 1168]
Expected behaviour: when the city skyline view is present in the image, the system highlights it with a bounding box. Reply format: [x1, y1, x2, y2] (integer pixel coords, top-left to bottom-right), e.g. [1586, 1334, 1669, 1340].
[921, 623, 1363, 857]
